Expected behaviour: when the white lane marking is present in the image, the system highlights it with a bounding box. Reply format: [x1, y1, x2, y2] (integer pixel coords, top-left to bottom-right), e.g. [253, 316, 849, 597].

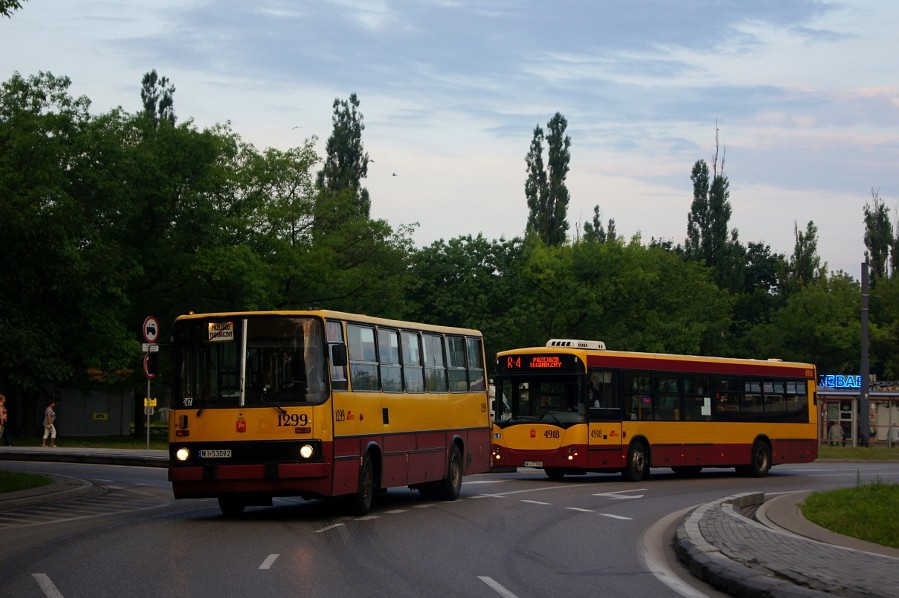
[566, 507, 593, 512]
[356, 515, 380, 521]
[463, 480, 509, 484]
[641, 505, 711, 597]
[314, 523, 345, 533]
[385, 509, 408, 514]
[32, 573, 64, 598]
[598, 513, 632, 520]
[259, 554, 279, 570]
[520, 499, 552, 505]
[474, 484, 584, 498]
[478, 576, 520, 598]
[593, 489, 646, 499]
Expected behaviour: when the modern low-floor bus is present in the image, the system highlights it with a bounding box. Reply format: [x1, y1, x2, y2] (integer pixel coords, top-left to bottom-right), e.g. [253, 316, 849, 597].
[168, 310, 491, 515]
[490, 340, 817, 481]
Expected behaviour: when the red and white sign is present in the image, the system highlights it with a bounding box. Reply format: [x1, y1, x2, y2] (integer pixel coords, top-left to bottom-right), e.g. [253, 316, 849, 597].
[143, 353, 156, 380]
[142, 315, 160, 343]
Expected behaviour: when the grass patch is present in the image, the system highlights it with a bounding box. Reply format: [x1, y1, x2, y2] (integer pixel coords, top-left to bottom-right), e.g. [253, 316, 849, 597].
[0, 470, 53, 494]
[817, 444, 899, 460]
[802, 481, 899, 549]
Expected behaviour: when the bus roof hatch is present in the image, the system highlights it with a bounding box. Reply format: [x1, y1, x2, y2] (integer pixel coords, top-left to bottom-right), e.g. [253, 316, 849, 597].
[546, 339, 606, 350]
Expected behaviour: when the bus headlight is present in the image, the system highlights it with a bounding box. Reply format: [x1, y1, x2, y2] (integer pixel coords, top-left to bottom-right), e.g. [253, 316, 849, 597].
[176, 447, 190, 462]
[299, 444, 315, 460]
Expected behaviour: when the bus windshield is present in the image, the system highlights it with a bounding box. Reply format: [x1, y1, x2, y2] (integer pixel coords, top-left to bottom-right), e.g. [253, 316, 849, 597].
[495, 374, 584, 426]
[175, 316, 328, 408]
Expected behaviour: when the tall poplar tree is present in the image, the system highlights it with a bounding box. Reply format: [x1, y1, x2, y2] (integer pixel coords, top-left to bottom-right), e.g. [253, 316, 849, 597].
[863, 188, 893, 280]
[140, 69, 176, 127]
[684, 130, 747, 291]
[525, 112, 570, 245]
[786, 220, 824, 289]
[685, 153, 731, 267]
[314, 93, 370, 234]
[0, 0, 25, 17]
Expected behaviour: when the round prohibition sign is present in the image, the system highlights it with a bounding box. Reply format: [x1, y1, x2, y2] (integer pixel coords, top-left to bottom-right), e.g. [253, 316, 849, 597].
[142, 315, 160, 344]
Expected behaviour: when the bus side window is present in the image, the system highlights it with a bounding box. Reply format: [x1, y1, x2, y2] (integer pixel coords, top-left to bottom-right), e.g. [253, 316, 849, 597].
[466, 337, 486, 391]
[401, 331, 424, 392]
[327, 320, 348, 391]
[625, 372, 652, 420]
[588, 369, 620, 421]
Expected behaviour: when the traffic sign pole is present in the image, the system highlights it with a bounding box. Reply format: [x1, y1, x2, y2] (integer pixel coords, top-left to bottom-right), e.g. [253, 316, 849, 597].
[146, 379, 151, 449]
[141, 316, 160, 449]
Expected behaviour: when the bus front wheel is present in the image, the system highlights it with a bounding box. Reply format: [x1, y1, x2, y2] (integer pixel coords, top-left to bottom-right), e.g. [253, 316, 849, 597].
[347, 453, 375, 515]
[622, 441, 649, 482]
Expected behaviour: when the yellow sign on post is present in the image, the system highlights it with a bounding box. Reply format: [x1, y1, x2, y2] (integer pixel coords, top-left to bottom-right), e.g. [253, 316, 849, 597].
[143, 397, 157, 407]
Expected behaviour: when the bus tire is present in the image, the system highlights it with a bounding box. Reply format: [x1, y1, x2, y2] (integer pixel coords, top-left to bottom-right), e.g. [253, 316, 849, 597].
[544, 467, 566, 481]
[435, 445, 463, 501]
[347, 453, 375, 515]
[622, 441, 649, 482]
[742, 441, 771, 478]
[218, 496, 245, 518]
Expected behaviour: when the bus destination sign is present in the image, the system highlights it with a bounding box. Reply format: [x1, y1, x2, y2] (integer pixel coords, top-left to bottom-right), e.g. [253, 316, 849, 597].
[496, 353, 581, 373]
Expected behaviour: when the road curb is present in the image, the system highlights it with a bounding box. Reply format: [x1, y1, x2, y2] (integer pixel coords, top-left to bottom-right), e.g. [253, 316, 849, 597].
[0, 473, 96, 511]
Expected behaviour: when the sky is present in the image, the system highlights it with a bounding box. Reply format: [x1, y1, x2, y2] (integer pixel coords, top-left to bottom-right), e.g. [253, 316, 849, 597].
[3, 1, 899, 277]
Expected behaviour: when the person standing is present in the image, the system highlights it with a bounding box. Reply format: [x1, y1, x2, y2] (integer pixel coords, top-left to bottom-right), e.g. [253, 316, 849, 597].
[42, 399, 57, 448]
[0, 394, 12, 446]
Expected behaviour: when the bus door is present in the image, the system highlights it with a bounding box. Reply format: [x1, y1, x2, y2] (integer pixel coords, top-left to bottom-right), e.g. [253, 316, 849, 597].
[586, 369, 623, 468]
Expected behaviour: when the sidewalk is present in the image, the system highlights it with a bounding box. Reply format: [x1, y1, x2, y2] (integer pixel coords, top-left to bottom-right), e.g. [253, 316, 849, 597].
[0, 445, 168, 468]
[675, 491, 899, 597]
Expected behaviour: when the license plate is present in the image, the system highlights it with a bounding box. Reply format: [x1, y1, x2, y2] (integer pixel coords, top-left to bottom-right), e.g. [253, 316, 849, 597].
[199, 449, 232, 458]
[524, 460, 544, 468]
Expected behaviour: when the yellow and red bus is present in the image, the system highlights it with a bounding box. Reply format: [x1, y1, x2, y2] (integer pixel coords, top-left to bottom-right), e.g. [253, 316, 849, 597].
[490, 340, 817, 481]
[168, 310, 491, 516]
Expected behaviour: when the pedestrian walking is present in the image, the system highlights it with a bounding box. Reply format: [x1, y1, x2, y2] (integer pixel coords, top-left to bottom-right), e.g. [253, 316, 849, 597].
[42, 399, 57, 448]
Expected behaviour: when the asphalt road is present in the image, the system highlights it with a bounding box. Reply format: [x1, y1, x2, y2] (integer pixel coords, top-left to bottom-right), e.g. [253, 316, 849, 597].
[1, 460, 897, 598]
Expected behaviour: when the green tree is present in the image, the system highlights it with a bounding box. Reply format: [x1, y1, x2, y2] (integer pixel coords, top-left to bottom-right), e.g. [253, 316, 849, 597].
[314, 93, 370, 234]
[863, 188, 893, 281]
[1, 0, 25, 17]
[0, 72, 102, 390]
[759, 274, 860, 372]
[140, 69, 176, 127]
[519, 238, 731, 355]
[871, 275, 899, 378]
[685, 156, 731, 267]
[525, 112, 570, 245]
[783, 220, 825, 292]
[581, 205, 617, 244]
[405, 234, 527, 359]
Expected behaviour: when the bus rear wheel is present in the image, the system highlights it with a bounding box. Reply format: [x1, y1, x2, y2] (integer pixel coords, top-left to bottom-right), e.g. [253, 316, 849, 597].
[739, 441, 771, 478]
[622, 441, 649, 482]
[435, 445, 463, 501]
